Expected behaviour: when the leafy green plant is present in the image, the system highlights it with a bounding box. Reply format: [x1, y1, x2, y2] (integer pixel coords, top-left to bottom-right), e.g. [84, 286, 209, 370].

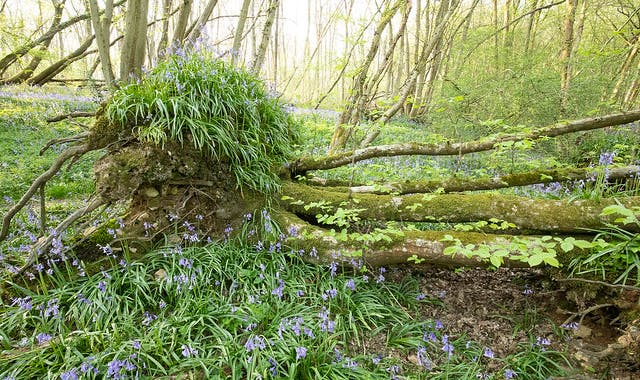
[569, 204, 640, 286]
[106, 49, 298, 194]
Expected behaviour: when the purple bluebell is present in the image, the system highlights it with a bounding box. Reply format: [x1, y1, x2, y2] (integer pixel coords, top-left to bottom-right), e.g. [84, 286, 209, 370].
[295, 346, 307, 360]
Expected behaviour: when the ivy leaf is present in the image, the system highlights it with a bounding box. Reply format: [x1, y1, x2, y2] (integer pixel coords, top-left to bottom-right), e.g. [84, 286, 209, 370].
[528, 254, 544, 266]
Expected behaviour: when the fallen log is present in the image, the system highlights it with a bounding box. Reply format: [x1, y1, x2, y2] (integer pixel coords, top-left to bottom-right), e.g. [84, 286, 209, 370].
[280, 182, 640, 234]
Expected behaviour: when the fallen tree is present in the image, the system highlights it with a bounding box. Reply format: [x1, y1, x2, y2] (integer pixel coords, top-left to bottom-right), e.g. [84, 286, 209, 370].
[2, 48, 640, 278]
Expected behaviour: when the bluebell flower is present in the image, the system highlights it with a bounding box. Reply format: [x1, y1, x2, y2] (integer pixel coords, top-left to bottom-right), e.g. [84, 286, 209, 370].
[35, 332, 52, 344]
[416, 292, 426, 301]
[504, 368, 517, 379]
[483, 347, 494, 359]
[142, 311, 157, 326]
[268, 357, 278, 377]
[132, 340, 141, 350]
[181, 344, 198, 357]
[434, 319, 444, 330]
[441, 335, 454, 357]
[417, 346, 430, 370]
[60, 368, 78, 380]
[295, 346, 307, 360]
[329, 261, 337, 277]
[11, 296, 32, 310]
[97, 281, 107, 293]
[346, 279, 356, 291]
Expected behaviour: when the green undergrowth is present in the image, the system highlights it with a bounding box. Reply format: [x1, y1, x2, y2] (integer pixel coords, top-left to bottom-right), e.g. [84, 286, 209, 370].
[0, 87, 98, 204]
[0, 221, 571, 379]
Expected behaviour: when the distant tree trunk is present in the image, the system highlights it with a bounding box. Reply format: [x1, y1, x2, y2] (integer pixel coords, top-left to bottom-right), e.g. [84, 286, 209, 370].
[184, 0, 218, 45]
[329, 0, 404, 152]
[0, 0, 65, 80]
[250, 0, 279, 73]
[172, 0, 193, 45]
[560, 0, 578, 116]
[88, 0, 116, 86]
[156, 0, 172, 55]
[28, 35, 95, 85]
[492, 0, 499, 64]
[524, 0, 539, 53]
[231, 0, 252, 65]
[120, 0, 149, 81]
[610, 36, 640, 103]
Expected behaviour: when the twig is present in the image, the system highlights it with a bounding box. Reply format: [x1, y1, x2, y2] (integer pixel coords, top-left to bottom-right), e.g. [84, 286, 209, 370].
[562, 303, 614, 326]
[39, 132, 90, 155]
[555, 277, 640, 291]
[46, 111, 96, 123]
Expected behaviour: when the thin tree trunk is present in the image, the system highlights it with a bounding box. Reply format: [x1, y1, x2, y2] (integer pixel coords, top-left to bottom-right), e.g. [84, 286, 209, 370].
[156, 0, 172, 55]
[120, 0, 149, 81]
[524, 0, 539, 53]
[183, 0, 218, 45]
[560, 0, 578, 116]
[250, 0, 279, 73]
[231, 0, 252, 65]
[88, 0, 116, 85]
[328, 0, 404, 152]
[28, 35, 95, 85]
[173, 0, 193, 45]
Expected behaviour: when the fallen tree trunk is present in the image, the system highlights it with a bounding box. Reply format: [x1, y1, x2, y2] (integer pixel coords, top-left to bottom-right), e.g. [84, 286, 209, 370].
[310, 165, 640, 194]
[277, 211, 584, 268]
[291, 109, 640, 174]
[280, 182, 640, 233]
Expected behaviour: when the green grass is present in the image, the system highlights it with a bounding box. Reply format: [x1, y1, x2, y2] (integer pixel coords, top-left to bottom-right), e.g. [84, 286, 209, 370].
[0, 87, 98, 203]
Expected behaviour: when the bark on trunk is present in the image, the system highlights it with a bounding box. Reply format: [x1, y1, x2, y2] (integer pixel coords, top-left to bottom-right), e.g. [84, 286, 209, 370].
[338, 165, 640, 195]
[280, 182, 640, 234]
[250, 0, 280, 73]
[277, 211, 585, 268]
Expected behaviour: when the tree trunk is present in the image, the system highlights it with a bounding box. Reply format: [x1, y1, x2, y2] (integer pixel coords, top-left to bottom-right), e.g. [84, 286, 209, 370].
[279, 210, 584, 268]
[524, 0, 539, 53]
[250, 0, 280, 74]
[172, 0, 193, 46]
[156, 0, 172, 55]
[183, 0, 218, 45]
[328, 0, 404, 152]
[560, 0, 578, 115]
[231, 0, 252, 65]
[335, 165, 640, 195]
[280, 182, 640, 234]
[88, 0, 116, 86]
[120, 0, 149, 81]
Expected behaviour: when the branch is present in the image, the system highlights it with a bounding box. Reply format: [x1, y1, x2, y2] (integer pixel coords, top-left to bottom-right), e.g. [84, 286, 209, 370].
[291, 110, 640, 174]
[344, 165, 640, 194]
[47, 112, 96, 123]
[280, 182, 640, 234]
[39, 133, 91, 155]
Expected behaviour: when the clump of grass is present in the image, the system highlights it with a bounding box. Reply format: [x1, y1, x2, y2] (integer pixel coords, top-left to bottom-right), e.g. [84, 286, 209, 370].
[106, 49, 298, 194]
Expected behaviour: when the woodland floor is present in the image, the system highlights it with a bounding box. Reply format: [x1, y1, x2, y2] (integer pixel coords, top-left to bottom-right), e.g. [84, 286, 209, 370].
[374, 265, 639, 380]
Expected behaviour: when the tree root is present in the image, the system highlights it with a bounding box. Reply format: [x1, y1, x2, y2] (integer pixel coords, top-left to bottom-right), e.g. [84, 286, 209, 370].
[17, 196, 106, 275]
[0, 143, 91, 242]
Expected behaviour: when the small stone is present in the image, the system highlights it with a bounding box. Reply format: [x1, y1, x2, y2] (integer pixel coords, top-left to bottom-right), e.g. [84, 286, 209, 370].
[143, 187, 160, 198]
[575, 324, 592, 339]
[154, 269, 167, 281]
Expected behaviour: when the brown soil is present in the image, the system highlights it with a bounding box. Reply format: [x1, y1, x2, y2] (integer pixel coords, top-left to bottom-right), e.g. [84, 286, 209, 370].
[383, 265, 640, 379]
